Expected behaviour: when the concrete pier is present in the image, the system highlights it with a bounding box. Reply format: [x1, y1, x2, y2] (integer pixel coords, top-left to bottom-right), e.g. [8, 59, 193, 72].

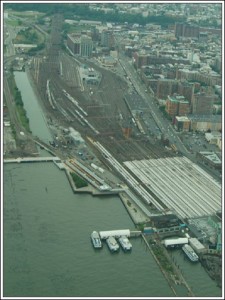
[4, 156, 61, 163]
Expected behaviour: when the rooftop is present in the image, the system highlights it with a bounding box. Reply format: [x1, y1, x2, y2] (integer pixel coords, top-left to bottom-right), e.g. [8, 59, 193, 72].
[123, 157, 221, 219]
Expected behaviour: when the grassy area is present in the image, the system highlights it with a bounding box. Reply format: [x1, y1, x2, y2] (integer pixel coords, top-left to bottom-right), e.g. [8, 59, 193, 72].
[8, 73, 31, 133]
[65, 24, 92, 33]
[10, 10, 45, 18]
[151, 244, 174, 274]
[5, 19, 21, 27]
[62, 23, 92, 39]
[16, 105, 30, 132]
[70, 172, 88, 188]
[13, 27, 45, 44]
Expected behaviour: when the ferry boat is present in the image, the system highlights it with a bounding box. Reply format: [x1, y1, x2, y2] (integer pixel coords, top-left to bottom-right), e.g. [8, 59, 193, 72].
[182, 244, 199, 262]
[118, 236, 132, 252]
[91, 231, 102, 249]
[106, 236, 120, 252]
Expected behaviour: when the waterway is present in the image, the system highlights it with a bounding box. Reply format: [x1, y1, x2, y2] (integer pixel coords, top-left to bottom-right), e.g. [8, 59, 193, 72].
[3, 71, 222, 297]
[14, 71, 52, 143]
[3, 163, 174, 297]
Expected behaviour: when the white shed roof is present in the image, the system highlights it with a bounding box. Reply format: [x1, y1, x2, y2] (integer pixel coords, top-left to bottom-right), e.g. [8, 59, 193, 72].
[99, 229, 130, 239]
[164, 237, 188, 247]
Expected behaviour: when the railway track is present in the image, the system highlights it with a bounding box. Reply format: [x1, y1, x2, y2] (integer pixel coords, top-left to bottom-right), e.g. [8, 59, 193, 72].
[31, 13, 177, 166]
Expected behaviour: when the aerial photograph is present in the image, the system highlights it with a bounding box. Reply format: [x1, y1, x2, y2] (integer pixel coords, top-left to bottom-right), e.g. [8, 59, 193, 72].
[1, 1, 223, 298]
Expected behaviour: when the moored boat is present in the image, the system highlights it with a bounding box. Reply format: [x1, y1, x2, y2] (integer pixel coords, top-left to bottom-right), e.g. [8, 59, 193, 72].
[106, 236, 120, 252]
[118, 236, 132, 252]
[91, 231, 102, 249]
[182, 244, 199, 262]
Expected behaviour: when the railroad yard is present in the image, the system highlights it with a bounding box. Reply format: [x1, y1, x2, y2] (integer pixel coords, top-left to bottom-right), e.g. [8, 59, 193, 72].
[3, 11, 222, 293]
[24, 14, 221, 220]
[29, 14, 175, 165]
[4, 14, 222, 221]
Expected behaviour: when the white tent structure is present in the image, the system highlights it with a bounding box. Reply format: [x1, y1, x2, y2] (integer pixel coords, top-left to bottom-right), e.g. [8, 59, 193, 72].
[99, 230, 130, 240]
[164, 237, 188, 248]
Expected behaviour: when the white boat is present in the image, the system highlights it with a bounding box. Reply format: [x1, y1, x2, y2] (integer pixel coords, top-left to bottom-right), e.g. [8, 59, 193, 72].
[182, 244, 199, 262]
[106, 236, 120, 252]
[118, 236, 132, 251]
[91, 231, 102, 249]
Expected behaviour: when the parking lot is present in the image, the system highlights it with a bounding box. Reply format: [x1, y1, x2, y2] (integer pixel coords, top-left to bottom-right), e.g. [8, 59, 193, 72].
[179, 131, 221, 154]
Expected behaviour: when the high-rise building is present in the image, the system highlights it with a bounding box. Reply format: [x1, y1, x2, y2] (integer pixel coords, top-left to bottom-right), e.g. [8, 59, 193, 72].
[166, 95, 190, 118]
[157, 79, 179, 99]
[191, 92, 214, 115]
[67, 34, 93, 57]
[166, 96, 179, 117]
[101, 30, 114, 49]
[67, 34, 81, 55]
[175, 22, 199, 39]
[178, 99, 190, 115]
[80, 35, 93, 57]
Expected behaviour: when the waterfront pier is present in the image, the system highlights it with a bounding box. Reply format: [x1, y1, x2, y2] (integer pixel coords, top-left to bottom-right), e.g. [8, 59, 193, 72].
[4, 156, 61, 163]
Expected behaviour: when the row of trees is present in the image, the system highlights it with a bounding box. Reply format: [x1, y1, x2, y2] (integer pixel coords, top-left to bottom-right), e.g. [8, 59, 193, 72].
[15, 27, 39, 44]
[13, 85, 31, 133]
[6, 3, 186, 27]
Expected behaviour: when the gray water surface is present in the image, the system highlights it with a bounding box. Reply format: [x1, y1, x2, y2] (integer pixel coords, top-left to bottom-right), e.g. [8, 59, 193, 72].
[14, 71, 52, 143]
[4, 163, 174, 297]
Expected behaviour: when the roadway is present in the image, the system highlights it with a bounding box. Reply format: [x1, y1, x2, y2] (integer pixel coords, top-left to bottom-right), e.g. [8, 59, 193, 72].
[115, 42, 195, 159]
[115, 50, 222, 182]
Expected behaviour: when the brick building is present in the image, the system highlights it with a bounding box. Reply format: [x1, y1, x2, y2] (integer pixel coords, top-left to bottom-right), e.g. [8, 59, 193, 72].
[166, 95, 190, 118]
[191, 92, 215, 115]
[133, 52, 190, 69]
[175, 22, 199, 39]
[156, 79, 179, 99]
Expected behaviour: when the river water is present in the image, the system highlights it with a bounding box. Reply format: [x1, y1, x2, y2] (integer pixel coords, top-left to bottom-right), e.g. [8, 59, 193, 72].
[2, 71, 221, 297]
